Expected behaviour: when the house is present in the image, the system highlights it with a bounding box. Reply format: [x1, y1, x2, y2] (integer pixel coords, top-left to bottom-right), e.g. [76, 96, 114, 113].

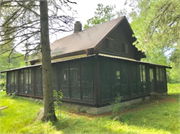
[2, 16, 170, 108]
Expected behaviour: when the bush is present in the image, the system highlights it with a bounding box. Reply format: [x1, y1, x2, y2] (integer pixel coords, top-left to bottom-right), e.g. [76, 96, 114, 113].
[111, 94, 122, 114]
[11, 92, 17, 98]
[53, 90, 63, 110]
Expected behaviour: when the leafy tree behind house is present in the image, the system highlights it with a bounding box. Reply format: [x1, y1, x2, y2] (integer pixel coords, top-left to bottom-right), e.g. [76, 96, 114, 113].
[129, 0, 180, 83]
[84, 2, 180, 83]
[84, 4, 116, 29]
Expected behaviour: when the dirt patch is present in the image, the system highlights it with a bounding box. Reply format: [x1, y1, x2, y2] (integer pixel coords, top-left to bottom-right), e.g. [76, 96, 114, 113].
[66, 97, 178, 119]
[67, 109, 112, 119]
[145, 97, 177, 104]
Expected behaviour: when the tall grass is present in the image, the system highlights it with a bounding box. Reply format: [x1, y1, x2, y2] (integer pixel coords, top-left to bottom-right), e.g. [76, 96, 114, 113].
[0, 84, 179, 134]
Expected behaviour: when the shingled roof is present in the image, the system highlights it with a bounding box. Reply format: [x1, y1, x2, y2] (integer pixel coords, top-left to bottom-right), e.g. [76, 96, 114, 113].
[50, 16, 125, 57]
[29, 16, 141, 64]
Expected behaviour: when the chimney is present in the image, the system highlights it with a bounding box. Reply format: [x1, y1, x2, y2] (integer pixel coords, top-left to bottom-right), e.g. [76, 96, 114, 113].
[74, 21, 82, 33]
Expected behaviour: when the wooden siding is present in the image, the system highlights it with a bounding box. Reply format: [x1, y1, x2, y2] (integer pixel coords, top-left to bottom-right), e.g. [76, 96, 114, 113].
[99, 23, 142, 60]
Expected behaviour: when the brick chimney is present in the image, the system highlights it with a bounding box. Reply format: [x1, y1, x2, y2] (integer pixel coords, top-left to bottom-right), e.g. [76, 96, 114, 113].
[74, 21, 82, 33]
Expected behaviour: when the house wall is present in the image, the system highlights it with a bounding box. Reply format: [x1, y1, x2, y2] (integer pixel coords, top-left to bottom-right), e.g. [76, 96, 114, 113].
[99, 24, 142, 60]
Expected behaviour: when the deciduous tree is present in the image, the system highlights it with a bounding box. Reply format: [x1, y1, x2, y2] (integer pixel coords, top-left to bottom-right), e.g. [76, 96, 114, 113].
[84, 4, 116, 29]
[128, 0, 180, 82]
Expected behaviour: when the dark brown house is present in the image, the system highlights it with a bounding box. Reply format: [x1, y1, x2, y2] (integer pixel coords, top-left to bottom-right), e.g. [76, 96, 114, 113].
[3, 16, 170, 107]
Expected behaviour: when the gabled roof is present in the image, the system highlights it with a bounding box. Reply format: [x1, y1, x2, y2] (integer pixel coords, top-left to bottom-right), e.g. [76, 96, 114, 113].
[30, 16, 140, 63]
[50, 16, 125, 57]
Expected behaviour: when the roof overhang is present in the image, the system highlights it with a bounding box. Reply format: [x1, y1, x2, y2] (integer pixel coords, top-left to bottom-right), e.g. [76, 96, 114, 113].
[1, 53, 171, 74]
[98, 54, 172, 69]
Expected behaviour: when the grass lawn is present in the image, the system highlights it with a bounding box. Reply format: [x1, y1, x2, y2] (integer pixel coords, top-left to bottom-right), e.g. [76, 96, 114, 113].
[0, 83, 179, 134]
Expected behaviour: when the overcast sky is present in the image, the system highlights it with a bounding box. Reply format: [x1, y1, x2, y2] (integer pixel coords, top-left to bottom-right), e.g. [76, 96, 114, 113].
[72, 0, 127, 24]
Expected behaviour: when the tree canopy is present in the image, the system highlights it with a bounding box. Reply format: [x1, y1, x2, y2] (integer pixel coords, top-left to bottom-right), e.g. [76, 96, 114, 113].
[84, 4, 116, 29]
[130, 0, 179, 62]
[84, 1, 179, 83]
[129, 0, 180, 83]
[0, 0, 75, 58]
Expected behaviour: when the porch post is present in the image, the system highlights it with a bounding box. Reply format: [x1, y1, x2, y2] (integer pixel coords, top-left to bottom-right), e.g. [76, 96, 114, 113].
[94, 55, 101, 107]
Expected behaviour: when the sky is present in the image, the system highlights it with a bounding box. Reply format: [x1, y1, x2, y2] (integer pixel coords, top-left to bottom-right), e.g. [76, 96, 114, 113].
[72, 0, 127, 24]
[50, 0, 130, 43]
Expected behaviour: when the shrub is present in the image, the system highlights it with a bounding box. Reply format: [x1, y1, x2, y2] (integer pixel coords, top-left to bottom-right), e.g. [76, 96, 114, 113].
[11, 92, 17, 98]
[111, 94, 122, 114]
[53, 90, 63, 110]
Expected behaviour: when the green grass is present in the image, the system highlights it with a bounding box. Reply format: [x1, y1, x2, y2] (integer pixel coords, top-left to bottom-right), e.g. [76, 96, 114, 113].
[0, 83, 179, 134]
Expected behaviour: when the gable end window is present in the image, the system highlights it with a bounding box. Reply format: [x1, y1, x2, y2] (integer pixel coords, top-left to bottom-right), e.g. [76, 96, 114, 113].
[122, 43, 128, 53]
[105, 38, 113, 49]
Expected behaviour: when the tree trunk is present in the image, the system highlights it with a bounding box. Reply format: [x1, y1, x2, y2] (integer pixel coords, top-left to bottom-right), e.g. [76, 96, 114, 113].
[40, 0, 57, 122]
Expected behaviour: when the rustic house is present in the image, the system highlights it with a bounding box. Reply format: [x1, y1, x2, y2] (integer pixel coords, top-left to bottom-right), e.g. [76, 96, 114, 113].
[2, 16, 170, 108]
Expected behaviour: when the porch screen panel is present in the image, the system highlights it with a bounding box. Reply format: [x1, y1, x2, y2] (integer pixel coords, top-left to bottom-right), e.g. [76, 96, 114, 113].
[24, 69, 28, 94]
[19, 70, 24, 93]
[7, 72, 11, 93]
[10, 71, 15, 93]
[137, 65, 142, 94]
[131, 63, 138, 95]
[100, 59, 111, 100]
[156, 67, 160, 91]
[81, 60, 93, 101]
[159, 67, 163, 92]
[70, 62, 80, 99]
[139, 65, 147, 93]
[141, 65, 147, 93]
[111, 61, 121, 98]
[149, 68, 155, 92]
[14, 71, 18, 93]
[160, 67, 165, 92]
[60, 63, 69, 98]
[121, 61, 129, 97]
[52, 64, 58, 92]
[35, 67, 42, 95]
[156, 67, 165, 93]
[29, 69, 34, 94]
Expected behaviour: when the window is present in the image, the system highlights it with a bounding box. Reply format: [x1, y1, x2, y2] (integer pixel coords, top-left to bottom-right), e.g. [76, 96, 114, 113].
[116, 71, 120, 79]
[122, 43, 128, 53]
[105, 38, 113, 49]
